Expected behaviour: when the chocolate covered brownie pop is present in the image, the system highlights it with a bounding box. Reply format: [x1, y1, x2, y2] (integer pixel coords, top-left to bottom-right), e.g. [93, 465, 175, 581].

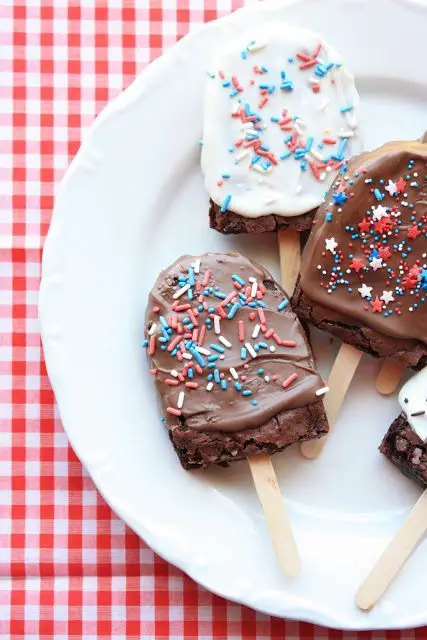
[143, 253, 328, 469]
[293, 137, 427, 368]
[201, 23, 362, 234]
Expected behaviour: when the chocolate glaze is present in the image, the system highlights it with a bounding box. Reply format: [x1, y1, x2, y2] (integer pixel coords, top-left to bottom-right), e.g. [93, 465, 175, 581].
[300, 139, 427, 343]
[145, 253, 324, 433]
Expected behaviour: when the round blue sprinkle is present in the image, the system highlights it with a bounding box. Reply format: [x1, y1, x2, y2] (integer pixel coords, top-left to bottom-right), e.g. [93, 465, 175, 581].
[252, 400, 258, 406]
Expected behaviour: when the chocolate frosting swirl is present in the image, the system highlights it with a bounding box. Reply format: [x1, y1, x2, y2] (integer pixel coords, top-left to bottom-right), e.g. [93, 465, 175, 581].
[300, 138, 427, 343]
[145, 253, 324, 433]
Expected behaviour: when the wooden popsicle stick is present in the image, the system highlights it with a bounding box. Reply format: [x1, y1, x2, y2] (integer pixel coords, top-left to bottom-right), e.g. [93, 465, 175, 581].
[278, 227, 301, 296]
[248, 453, 301, 578]
[376, 359, 406, 396]
[356, 489, 427, 611]
[301, 343, 362, 459]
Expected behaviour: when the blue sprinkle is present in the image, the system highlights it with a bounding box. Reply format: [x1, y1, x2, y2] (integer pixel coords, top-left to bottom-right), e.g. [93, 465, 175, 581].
[221, 380, 227, 390]
[232, 274, 246, 286]
[142, 339, 148, 348]
[326, 213, 333, 222]
[374, 188, 384, 201]
[214, 369, 220, 384]
[234, 382, 242, 392]
[340, 105, 353, 112]
[228, 302, 240, 319]
[278, 299, 289, 311]
[188, 368, 194, 379]
[280, 150, 291, 160]
[190, 348, 206, 367]
[271, 116, 279, 122]
[258, 342, 268, 349]
[207, 373, 213, 381]
[305, 136, 313, 152]
[242, 390, 252, 396]
[257, 368, 264, 375]
[221, 194, 232, 213]
[241, 50, 247, 60]
[207, 355, 219, 362]
[252, 400, 258, 406]
[210, 344, 225, 354]
[159, 316, 168, 328]
[240, 347, 247, 360]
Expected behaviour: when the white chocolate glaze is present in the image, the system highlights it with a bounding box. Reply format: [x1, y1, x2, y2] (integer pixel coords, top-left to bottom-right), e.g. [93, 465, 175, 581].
[201, 23, 362, 218]
[398, 368, 427, 441]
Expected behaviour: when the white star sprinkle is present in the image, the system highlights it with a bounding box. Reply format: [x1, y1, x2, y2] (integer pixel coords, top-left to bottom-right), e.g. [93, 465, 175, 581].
[380, 290, 395, 305]
[372, 205, 388, 221]
[385, 180, 397, 196]
[370, 257, 383, 271]
[358, 284, 373, 299]
[325, 237, 338, 254]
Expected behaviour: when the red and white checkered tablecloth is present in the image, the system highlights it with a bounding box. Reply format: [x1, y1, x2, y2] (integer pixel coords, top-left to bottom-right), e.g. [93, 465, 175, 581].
[1, 2, 425, 638]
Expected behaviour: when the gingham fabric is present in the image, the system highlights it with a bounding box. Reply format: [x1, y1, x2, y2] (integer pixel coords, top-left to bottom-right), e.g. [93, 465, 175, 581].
[1, 2, 426, 638]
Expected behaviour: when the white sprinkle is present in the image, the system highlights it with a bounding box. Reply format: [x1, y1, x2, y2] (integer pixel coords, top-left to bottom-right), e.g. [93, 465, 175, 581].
[322, 170, 329, 178]
[219, 335, 232, 348]
[310, 149, 325, 162]
[338, 130, 354, 138]
[219, 355, 225, 360]
[148, 323, 157, 335]
[264, 375, 271, 383]
[195, 346, 211, 356]
[182, 353, 193, 360]
[248, 277, 256, 283]
[173, 283, 191, 299]
[269, 345, 276, 352]
[194, 259, 201, 275]
[213, 315, 221, 335]
[316, 386, 330, 397]
[296, 184, 303, 194]
[234, 149, 250, 164]
[247, 41, 267, 53]
[346, 114, 358, 129]
[252, 162, 272, 174]
[244, 128, 258, 138]
[170, 370, 179, 378]
[250, 280, 258, 298]
[231, 101, 241, 115]
[414, 172, 419, 178]
[308, 76, 318, 84]
[206, 382, 214, 391]
[230, 367, 239, 380]
[252, 324, 261, 339]
[177, 391, 185, 409]
[245, 342, 257, 358]
[242, 122, 256, 130]
[410, 182, 418, 187]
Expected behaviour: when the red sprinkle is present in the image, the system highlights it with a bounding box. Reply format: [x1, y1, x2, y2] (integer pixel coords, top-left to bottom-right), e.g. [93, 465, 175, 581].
[165, 379, 179, 386]
[149, 369, 157, 375]
[281, 340, 297, 348]
[175, 304, 191, 312]
[220, 291, 237, 307]
[152, 306, 160, 313]
[198, 325, 206, 346]
[167, 335, 183, 352]
[264, 328, 274, 339]
[185, 382, 199, 389]
[201, 270, 211, 287]
[188, 310, 198, 327]
[258, 308, 266, 324]
[238, 320, 245, 342]
[217, 306, 227, 319]
[148, 336, 156, 356]
[167, 407, 182, 416]
[282, 373, 298, 389]
[272, 333, 282, 345]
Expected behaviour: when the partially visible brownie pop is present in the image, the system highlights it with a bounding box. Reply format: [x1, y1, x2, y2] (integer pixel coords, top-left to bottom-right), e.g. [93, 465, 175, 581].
[380, 367, 427, 484]
[356, 368, 427, 611]
[143, 253, 329, 469]
[201, 23, 362, 234]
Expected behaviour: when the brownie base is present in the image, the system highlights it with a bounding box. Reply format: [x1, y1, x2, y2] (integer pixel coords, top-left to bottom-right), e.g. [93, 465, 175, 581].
[209, 200, 314, 235]
[380, 414, 427, 488]
[169, 400, 328, 470]
[291, 280, 427, 369]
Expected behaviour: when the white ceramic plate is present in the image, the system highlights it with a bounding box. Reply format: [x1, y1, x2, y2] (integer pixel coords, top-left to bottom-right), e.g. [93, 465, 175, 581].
[39, 0, 427, 629]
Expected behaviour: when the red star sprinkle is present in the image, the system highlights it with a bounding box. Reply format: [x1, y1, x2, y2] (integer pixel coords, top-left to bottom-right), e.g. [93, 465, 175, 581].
[358, 218, 371, 234]
[370, 297, 383, 313]
[374, 218, 391, 234]
[408, 225, 421, 240]
[395, 177, 406, 193]
[350, 258, 365, 272]
[379, 246, 392, 260]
